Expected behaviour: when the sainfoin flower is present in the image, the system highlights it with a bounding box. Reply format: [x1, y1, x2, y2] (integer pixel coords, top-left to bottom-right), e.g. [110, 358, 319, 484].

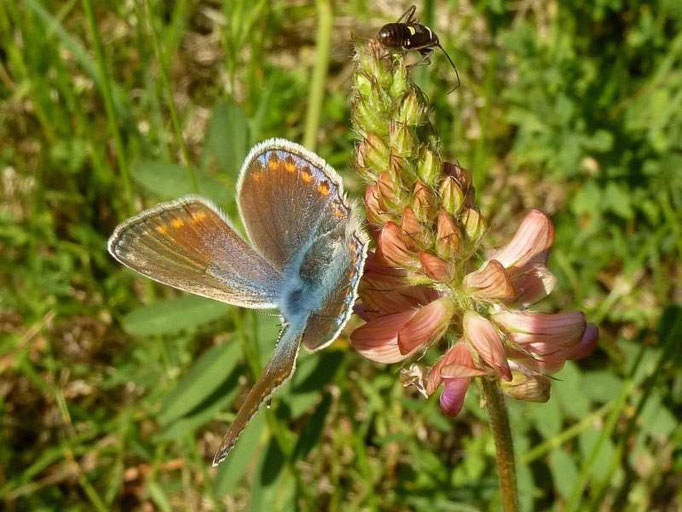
[349, 40, 598, 417]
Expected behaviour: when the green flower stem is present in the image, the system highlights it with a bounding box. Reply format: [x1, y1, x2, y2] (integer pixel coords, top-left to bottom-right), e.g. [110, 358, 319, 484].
[303, 0, 332, 150]
[480, 378, 519, 512]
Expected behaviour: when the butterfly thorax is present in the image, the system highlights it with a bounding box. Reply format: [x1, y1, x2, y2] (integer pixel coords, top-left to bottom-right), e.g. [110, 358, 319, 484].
[278, 272, 324, 326]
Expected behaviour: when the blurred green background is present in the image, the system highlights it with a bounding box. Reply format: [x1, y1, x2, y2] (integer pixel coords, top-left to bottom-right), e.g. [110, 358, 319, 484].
[1, 0, 681, 510]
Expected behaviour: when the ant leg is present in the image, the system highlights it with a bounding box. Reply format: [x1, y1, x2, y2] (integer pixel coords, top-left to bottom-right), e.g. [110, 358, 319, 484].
[405, 48, 433, 69]
[397, 5, 417, 24]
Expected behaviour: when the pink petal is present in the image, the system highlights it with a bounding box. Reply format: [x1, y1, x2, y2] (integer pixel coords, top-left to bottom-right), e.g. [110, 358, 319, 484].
[418, 251, 453, 282]
[464, 259, 516, 301]
[492, 210, 555, 269]
[425, 340, 470, 394]
[566, 323, 599, 360]
[398, 298, 454, 354]
[440, 378, 470, 417]
[358, 252, 440, 319]
[508, 262, 557, 306]
[350, 310, 417, 363]
[494, 310, 586, 348]
[463, 312, 512, 381]
[440, 364, 490, 379]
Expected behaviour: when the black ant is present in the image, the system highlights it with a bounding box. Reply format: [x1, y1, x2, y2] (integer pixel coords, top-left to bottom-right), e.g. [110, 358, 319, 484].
[377, 5, 461, 93]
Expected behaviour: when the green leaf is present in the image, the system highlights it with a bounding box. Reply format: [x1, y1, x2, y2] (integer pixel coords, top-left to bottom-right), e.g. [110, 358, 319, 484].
[122, 295, 231, 337]
[640, 394, 677, 438]
[578, 427, 615, 484]
[206, 101, 249, 178]
[293, 393, 332, 461]
[549, 448, 579, 500]
[158, 340, 242, 425]
[147, 482, 172, 512]
[554, 362, 591, 420]
[159, 369, 242, 439]
[530, 395, 563, 438]
[581, 371, 623, 403]
[132, 160, 232, 205]
[214, 414, 265, 496]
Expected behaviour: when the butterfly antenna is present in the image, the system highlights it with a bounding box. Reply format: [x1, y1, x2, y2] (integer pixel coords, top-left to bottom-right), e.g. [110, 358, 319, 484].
[437, 43, 461, 94]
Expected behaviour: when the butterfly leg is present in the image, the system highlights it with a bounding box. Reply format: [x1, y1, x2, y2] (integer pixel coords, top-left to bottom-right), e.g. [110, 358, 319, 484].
[212, 321, 305, 466]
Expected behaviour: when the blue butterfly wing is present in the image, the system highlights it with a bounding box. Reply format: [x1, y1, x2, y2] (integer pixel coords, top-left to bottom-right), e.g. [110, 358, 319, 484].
[237, 139, 368, 350]
[238, 139, 348, 271]
[299, 232, 366, 351]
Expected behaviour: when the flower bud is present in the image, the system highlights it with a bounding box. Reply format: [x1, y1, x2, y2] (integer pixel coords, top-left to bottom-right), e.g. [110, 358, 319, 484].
[418, 251, 453, 282]
[389, 61, 409, 97]
[401, 207, 432, 246]
[462, 208, 486, 243]
[436, 209, 462, 259]
[443, 161, 473, 199]
[411, 181, 438, 222]
[439, 176, 465, 215]
[353, 98, 386, 136]
[501, 373, 551, 403]
[396, 90, 423, 126]
[357, 134, 390, 176]
[377, 172, 407, 212]
[365, 184, 390, 226]
[389, 155, 415, 182]
[417, 149, 441, 187]
[389, 121, 416, 157]
[353, 71, 373, 99]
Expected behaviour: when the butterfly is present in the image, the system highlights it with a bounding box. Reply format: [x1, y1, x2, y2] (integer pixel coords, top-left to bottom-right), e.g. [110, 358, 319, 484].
[108, 139, 368, 466]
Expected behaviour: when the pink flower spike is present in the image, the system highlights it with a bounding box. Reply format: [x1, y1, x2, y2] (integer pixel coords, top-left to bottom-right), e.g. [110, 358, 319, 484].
[463, 312, 512, 381]
[492, 210, 555, 269]
[566, 324, 599, 360]
[464, 259, 516, 301]
[350, 310, 417, 363]
[440, 378, 470, 417]
[494, 310, 586, 348]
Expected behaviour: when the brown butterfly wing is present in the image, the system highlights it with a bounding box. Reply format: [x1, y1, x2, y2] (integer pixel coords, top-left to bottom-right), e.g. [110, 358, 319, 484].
[108, 196, 282, 308]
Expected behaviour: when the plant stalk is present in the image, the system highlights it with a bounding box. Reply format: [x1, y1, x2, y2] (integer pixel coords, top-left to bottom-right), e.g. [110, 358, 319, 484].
[480, 378, 519, 512]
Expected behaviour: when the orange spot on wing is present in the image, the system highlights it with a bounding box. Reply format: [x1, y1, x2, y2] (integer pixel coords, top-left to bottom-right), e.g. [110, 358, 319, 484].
[284, 159, 297, 173]
[156, 225, 168, 234]
[333, 208, 345, 219]
[268, 157, 281, 171]
[192, 211, 207, 222]
[171, 218, 185, 228]
[301, 168, 313, 183]
[318, 181, 330, 196]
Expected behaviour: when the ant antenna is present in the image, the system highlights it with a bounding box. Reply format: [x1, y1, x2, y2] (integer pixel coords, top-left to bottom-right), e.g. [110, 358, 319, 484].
[436, 43, 461, 94]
